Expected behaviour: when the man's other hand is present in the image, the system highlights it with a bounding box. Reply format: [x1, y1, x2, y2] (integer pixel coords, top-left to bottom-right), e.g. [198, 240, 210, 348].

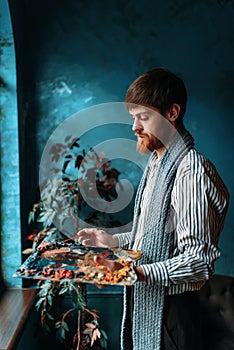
[76, 228, 118, 248]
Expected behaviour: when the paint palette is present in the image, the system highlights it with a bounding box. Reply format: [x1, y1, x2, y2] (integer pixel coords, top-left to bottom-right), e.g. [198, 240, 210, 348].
[14, 240, 142, 286]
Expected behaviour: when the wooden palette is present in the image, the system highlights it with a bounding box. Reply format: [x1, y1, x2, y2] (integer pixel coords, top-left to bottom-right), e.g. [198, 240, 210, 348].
[14, 240, 142, 286]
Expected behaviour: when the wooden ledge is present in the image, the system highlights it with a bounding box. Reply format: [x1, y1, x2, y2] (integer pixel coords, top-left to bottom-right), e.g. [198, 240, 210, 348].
[0, 288, 37, 350]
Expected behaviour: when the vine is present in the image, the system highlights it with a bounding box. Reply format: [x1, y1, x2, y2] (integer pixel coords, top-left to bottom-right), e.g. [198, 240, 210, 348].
[24, 135, 123, 349]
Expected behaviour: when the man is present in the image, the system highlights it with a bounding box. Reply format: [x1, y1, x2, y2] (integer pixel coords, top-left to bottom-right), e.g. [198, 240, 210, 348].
[77, 68, 229, 350]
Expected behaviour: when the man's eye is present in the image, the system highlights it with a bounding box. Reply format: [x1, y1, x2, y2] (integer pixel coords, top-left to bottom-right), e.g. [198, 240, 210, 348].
[140, 116, 149, 121]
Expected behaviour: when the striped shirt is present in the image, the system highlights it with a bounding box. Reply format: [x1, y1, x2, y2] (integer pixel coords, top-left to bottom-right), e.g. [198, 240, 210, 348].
[114, 149, 229, 295]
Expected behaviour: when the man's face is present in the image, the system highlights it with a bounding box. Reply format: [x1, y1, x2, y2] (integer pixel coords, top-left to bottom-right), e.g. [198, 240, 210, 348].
[129, 106, 174, 156]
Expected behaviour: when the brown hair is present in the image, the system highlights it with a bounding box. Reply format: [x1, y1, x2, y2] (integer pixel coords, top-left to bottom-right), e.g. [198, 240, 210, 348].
[125, 68, 187, 123]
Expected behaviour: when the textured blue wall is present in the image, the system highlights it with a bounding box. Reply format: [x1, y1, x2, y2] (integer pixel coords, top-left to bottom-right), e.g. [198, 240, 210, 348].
[3, 0, 234, 281]
[0, 0, 21, 287]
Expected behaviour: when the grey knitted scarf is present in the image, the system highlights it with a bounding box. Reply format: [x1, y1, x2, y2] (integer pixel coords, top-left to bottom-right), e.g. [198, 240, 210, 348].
[121, 128, 194, 350]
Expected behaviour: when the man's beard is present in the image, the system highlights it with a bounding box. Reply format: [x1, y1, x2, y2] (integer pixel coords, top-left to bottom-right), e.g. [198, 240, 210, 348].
[136, 132, 164, 154]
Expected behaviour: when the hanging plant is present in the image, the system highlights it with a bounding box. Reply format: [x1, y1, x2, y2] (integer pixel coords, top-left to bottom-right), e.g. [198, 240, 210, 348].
[24, 135, 123, 349]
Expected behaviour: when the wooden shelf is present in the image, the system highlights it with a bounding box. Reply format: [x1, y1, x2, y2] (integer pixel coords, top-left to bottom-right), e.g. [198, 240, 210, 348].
[0, 288, 37, 350]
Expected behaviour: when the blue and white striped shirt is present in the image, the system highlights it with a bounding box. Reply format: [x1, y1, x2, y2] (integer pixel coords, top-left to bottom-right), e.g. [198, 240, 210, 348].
[114, 149, 229, 294]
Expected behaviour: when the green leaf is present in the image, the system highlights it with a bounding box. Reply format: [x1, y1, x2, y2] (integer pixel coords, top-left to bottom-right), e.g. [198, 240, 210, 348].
[101, 329, 108, 340]
[47, 313, 54, 320]
[37, 213, 47, 222]
[62, 321, 69, 332]
[42, 323, 51, 334]
[28, 211, 35, 224]
[57, 327, 66, 340]
[59, 287, 69, 295]
[100, 337, 108, 349]
[35, 298, 44, 310]
[55, 321, 61, 329]
[47, 294, 53, 306]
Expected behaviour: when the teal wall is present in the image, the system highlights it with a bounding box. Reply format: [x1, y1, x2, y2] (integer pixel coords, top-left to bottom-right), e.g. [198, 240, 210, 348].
[9, 0, 234, 276]
[1, 1, 233, 348]
[0, 0, 21, 288]
[1, 0, 234, 279]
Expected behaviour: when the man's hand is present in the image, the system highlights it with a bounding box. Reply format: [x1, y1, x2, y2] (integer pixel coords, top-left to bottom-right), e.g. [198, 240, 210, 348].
[77, 228, 118, 248]
[134, 266, 146, 282]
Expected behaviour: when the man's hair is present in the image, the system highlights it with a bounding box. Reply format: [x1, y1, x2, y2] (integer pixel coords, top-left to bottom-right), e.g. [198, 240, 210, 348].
[125, 68, 187, 123]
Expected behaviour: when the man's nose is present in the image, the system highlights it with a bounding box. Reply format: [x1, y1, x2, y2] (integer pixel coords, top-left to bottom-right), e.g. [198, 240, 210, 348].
[132, 118, 143, 132]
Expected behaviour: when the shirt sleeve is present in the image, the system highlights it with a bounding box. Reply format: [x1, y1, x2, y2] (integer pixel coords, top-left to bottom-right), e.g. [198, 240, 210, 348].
[140, 164, 229, 287]
[113, 232, 132, 249]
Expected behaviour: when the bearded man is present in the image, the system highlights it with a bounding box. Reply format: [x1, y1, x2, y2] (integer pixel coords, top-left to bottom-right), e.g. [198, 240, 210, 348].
[77, 68, 229, 350]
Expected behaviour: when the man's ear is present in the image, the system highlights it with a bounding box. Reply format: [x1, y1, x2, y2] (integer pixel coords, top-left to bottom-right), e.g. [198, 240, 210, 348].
[166, 104, 180, 122]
